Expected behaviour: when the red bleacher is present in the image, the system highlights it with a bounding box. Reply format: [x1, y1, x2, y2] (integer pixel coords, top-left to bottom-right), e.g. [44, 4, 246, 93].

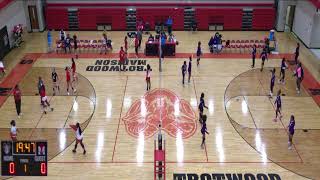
[45, 2, 276, 31]
[252, 8, 276, 30]
[195, 8, 243, 30]
[78, 8, 126, 30]
[46, 8, 68, 30]
[136, 8, 184, 30]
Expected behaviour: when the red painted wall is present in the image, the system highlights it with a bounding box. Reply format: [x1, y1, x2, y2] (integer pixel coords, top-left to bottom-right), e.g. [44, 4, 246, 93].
[46, 8, 68, 30]
[252, 8, 275, 30]
[195, 8, 243, 30]
[0, 0, 13, 10]
[309, 0, 320, 9]
[44, 2, 275, 31]
[136, 8, 184, 30]
[78, 8, 126, 30]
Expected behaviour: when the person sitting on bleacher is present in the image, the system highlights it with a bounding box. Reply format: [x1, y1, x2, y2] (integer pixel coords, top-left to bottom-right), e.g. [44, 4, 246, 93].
[0, 60, 5, 76]
[208, 32, 222, 53]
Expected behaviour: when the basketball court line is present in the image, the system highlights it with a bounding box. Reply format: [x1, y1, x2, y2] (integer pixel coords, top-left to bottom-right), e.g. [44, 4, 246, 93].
[62, 96, 78, 128]
[111, 76, 128, 162]
[242, 96, 258, 129]
[257, 78, 304, 163]
[49, 161, 303, 164]
[40, 52, 292, 59]
[0, 54, 40, 107]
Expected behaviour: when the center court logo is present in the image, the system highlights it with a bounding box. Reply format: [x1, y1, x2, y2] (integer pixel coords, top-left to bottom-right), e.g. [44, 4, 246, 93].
[86, 59, 149, 72]
[122, 89, 197, 139]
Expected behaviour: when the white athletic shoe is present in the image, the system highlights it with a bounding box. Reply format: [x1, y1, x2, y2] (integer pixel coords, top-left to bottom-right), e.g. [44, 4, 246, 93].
[18, 115, 20, 119]
[297, 90, 300, 94]
[288, 146, 292, 150]
[67, 92, 70, 95]
[73, 89, 77, 93]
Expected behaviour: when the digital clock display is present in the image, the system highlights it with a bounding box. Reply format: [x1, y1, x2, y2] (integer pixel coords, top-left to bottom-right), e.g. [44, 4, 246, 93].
[13, 141, 36, 154]
[1, 141, 47, 176]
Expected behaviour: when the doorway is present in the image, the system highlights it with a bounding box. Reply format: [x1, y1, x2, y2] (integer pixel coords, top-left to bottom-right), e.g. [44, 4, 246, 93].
[28, 5, 39, 31]
[285, 5, 295, 32]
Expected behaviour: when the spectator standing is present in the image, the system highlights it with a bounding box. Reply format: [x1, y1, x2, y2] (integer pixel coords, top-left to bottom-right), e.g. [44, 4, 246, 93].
[181, 61, 187, 85]
[13, 85, 22, 118]
[294, 43, 300, 64]
[166, 16, 173, 35]
[137, 30, 142, 48]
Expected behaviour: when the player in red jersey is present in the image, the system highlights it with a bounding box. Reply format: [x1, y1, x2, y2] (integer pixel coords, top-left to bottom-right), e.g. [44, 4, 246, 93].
[39, 84, 53, 114]
[71, 58, 78, 84]
[124, 36, 128, 52]
[65, 67, 74, 95]
[119, 46, 126, 71]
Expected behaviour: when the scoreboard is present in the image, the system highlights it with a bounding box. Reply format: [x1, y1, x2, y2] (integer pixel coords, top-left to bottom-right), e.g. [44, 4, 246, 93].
[1, 141, 47, 176]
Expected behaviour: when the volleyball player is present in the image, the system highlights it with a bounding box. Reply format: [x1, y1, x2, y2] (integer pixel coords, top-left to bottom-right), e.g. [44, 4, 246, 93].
[146, 64, 151, 91]
[10, 120, 18, 141]
[73, 34, 78, 57]
[13, 85, 22, 118]
[251, 44, 257, 68]
[198, 92, 208, 123]
[71, 122, 86, 155]
[119, 46, 125, 71]
[124, 36, 128, 52]
[196, 41, 202, 66]
[274, 90, 282, 121]
[37, 77, 44, 104]
[65, 67, 74, 95]
[201, 115, 209, 149]
[260, 48, 268, 72]
[288, 115, 295, 150]
[52, 68, 60, 96]
[188, 56, 192, 83]
[293, 62, 304, 94]
[40, 84, 53, 114]
[279, 58, 288, 84]
[269, 68, 276, 97]
[181, 61, 187, 85]
[100, 33, 108, 55]
[71, 58, 78, 84]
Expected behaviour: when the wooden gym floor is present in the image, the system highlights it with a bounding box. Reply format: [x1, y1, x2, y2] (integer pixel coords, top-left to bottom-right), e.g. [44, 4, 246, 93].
[0, 31, 319, 180]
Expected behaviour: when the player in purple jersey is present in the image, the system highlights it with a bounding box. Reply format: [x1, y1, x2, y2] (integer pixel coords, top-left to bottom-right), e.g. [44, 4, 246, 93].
[288, 115, 295, 150]
[270, 68, 276, 97]
[279, 58, 288, 84]
[188, 56, 192, 83]
[200, 115, 209, 149]
[196, 41, 202, 66]
[181, 61, 187, 85]
[274, 90, 282, 121]
[260, 48, 268, 72]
